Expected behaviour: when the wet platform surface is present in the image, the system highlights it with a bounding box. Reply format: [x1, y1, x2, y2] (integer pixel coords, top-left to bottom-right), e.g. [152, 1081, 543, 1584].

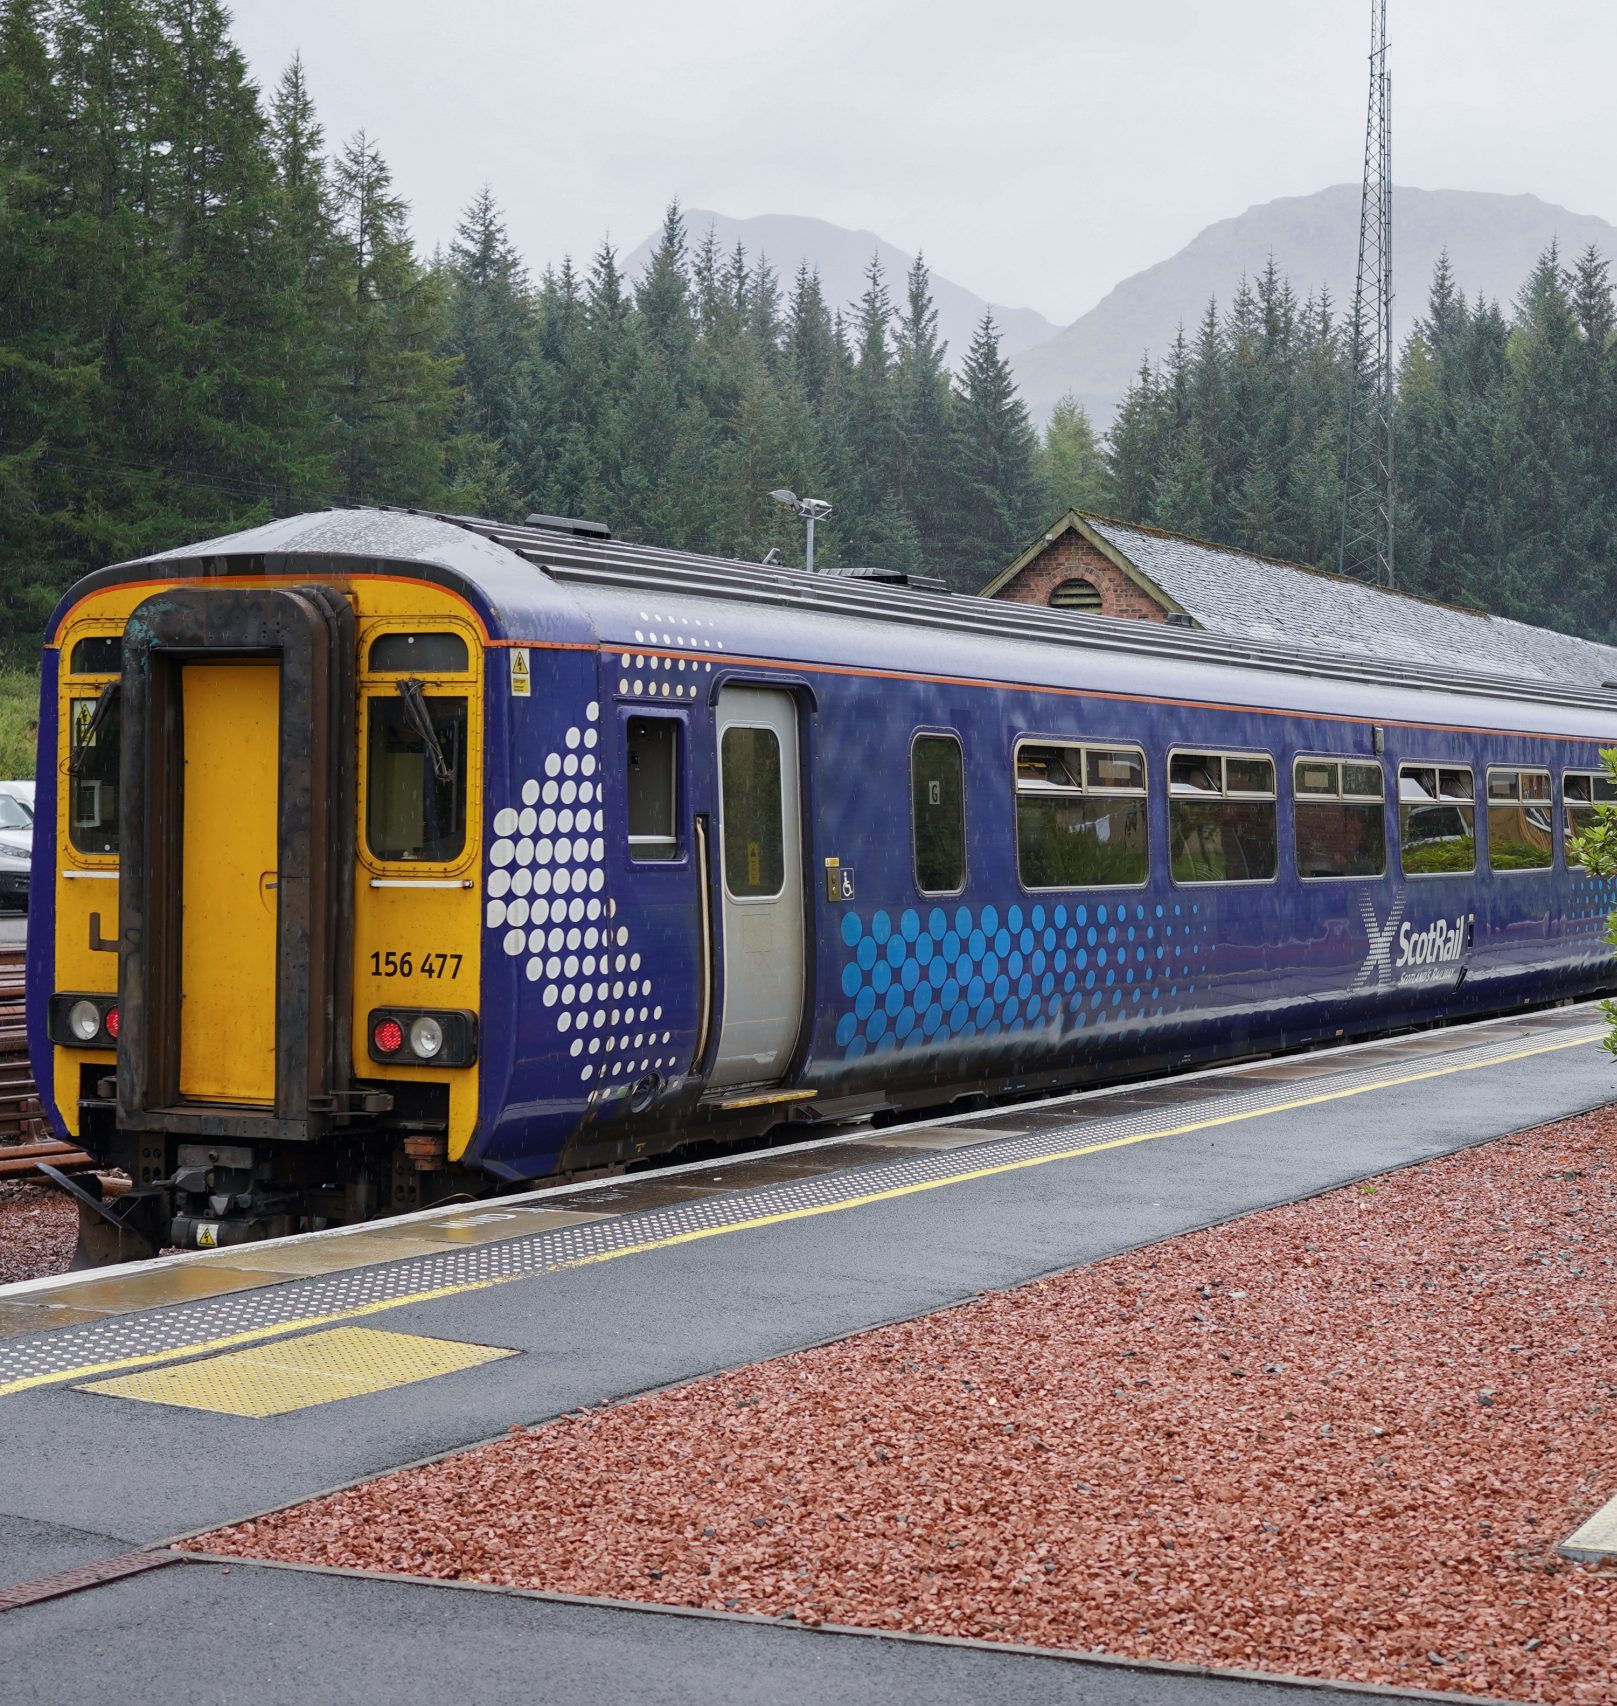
[2, 1002, 1608, 1705]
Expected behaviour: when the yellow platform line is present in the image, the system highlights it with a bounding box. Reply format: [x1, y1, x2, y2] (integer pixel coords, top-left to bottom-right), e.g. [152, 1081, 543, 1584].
[2, 1027, 1599, 1400]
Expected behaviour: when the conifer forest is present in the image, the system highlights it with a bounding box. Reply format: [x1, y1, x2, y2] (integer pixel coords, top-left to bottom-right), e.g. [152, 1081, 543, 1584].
[3, 0, 1616, 652]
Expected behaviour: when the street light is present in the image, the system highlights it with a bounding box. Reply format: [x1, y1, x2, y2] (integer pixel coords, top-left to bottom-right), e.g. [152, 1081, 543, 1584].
[768, 488, 833, 574]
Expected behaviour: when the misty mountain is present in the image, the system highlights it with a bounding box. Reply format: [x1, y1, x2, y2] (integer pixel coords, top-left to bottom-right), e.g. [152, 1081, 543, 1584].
[623, 210, 1060, 366]
[1010, 185, 1617, 428]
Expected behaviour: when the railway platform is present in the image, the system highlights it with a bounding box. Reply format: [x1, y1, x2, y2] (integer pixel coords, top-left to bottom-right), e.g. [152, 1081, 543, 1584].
[2, 1001, 1614, 1705]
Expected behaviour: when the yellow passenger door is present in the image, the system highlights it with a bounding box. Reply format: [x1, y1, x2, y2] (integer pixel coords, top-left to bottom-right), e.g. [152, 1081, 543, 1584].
[178, 661, 280, 1104]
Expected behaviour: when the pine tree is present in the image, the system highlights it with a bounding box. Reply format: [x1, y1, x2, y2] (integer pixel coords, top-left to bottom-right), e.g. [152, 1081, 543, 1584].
[945, 313, 1040, 588]
[0, 0, 99, 625]
[328, 130, 458, 505]
[892, 254, 954, 569]
[840, 254, 899, 563]
[1038, 393, 1110, 515]
[441, 185, 535, 511]
[264, 54, 342, 509]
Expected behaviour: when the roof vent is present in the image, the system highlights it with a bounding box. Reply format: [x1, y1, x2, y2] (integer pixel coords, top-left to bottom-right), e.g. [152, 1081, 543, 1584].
[523, 513, 611, 540]
[824, 565, 952, 593]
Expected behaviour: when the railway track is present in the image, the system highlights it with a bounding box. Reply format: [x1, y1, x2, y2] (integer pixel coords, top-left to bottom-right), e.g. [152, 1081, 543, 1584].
[0, 945, 92, 1179]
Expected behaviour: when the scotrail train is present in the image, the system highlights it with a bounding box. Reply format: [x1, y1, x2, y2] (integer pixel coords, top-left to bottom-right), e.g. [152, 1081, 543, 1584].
[27, 507, 1617, 1263]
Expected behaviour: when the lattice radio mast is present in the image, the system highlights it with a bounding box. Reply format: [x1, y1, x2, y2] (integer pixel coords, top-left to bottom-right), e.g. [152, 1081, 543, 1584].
[1337, 0, 1394, 587]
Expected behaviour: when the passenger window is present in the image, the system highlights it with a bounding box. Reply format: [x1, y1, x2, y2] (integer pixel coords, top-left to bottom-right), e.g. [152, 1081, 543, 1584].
[1564, 770, 1617, 866]
[1398, 764, 1475, 875]
[911, 734, 965, 894]
[1294, 758, 1386, 879]
[1168, 750, 1277, 884]
[1486, 768, 1553, 871]
[366, 695, 468, 861]
[368, 632, 470, 673]
[626, 717, 680, 861]
[1015, 741, 1148, 890]
[720, 725, 784, 898]
[69, 690, 121, 856]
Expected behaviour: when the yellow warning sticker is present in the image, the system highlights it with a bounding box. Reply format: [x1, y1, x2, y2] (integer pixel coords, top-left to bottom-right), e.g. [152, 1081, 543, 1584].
[510, 648, 531, 697]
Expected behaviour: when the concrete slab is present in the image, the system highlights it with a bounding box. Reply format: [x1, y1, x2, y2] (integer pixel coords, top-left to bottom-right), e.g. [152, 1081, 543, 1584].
[0, 1560, 1458, 1706]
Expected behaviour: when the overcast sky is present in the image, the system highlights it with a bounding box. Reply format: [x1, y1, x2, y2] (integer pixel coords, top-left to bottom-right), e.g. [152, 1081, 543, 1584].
[231, 0, 1617, 326]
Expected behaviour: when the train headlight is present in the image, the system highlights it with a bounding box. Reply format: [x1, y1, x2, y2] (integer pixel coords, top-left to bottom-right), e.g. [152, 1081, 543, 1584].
[68, 999, 101, 1041]
[365, 1009, 477, 1067]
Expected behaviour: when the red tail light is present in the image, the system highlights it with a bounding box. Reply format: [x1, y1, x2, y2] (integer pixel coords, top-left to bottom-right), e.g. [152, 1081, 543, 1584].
[105, 1007, 120, 1039]
[373, 1016, 404, 1055]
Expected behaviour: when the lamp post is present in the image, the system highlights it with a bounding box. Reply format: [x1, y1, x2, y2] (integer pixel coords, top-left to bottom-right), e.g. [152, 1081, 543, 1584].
[768, 488, 833, 574]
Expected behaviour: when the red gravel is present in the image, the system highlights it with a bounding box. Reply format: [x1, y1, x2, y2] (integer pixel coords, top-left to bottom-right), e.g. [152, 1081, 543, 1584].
[0, 1180, 78, 1284]
[190, 1110, 1617, 1702]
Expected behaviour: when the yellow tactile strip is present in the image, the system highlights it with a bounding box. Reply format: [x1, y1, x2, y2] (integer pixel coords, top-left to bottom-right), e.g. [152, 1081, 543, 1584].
[76, 1327, 517, 1418]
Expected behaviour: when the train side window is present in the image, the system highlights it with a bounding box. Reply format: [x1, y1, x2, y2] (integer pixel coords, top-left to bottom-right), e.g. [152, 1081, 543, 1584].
[366, 695, 468, 862]
[1486, 768, 1553, 872]
[1398, 764, 1475, 875]
[68, 690, 121, 856]
[1294, 758, 1386, 879]
[626, 717, 680, 861]
[1564, 770, 1617, 866]
[368, 632, 470, 674]
[720, 725, 784, 898]
[911, 733, 965, 894]
[1015, 740, 1148, 890]
[1168, 750, 1277, 884]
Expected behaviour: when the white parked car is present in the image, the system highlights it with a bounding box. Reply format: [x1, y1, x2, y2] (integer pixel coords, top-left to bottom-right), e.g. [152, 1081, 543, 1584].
[0, 783, 34, 911]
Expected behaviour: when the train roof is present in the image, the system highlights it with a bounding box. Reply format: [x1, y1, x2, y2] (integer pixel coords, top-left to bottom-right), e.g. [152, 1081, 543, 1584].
[57, 506, 1617, 729]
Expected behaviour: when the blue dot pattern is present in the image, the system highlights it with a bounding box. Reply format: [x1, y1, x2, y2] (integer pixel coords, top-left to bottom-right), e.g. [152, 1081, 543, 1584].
[833, 900, 1209, 1060]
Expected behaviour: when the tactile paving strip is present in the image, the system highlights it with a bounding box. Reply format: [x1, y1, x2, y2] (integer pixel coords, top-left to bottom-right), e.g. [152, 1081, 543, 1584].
[77, 1327, 517, 1417]
[0, 1021, 1601, 1398]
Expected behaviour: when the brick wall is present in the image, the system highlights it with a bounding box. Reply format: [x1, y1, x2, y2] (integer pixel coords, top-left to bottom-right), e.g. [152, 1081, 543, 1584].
[992, 533, 1170, 623]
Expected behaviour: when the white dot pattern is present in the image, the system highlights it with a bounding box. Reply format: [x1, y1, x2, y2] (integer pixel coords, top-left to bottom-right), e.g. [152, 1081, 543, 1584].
[616, 613, 724, 699]
[485, 701, 681, 1084]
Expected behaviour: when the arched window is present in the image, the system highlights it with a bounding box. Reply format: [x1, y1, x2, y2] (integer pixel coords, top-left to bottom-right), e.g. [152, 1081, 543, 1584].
[1050, 577, 1102, 612]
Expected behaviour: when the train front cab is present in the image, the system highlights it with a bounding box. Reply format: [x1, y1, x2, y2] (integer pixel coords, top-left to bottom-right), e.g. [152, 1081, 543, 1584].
[46, 572, 484, 1262]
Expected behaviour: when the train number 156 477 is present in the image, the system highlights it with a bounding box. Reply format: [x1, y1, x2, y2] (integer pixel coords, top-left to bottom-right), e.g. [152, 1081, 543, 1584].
[369, 951, 463, 979]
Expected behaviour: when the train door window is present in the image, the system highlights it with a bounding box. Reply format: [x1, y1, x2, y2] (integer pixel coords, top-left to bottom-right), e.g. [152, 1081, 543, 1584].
[911, 733, 965, 894]
[1398, 764, 1475, 875]
[67, 682, 121, 857]
[366, 694, 469, 862]
[1564, 770, 1617, 865]
[720, 725, 784, 898]
[627, 716, 681, 861]
[1015, 740, 1148, 890]
[1294, 758, 1386, 879]
[1167, 750, 1277, 884]
[1486, 768, 1553, 871]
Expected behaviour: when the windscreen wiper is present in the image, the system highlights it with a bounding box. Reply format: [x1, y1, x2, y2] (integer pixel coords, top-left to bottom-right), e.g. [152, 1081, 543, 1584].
[397, 677, 454, 784]
[68, 680, 118, 777]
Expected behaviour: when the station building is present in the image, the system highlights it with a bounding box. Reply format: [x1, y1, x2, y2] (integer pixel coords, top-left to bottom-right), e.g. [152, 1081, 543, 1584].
[983, 510, 1617, 689]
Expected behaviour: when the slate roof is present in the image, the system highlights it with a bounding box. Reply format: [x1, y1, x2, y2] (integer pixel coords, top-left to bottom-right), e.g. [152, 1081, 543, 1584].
[989, 512, 1617, 691]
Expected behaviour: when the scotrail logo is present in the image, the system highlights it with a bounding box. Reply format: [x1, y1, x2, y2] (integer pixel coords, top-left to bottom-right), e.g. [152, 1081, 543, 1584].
[1354, 888, 1471, 989]
[1395, 914, 1470, 969]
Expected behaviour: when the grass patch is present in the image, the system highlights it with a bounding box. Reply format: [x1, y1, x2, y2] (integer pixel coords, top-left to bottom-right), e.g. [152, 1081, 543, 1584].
[0, 667, 40, 780]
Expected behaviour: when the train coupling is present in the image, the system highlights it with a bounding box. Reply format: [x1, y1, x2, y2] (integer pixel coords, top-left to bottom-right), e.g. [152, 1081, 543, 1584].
[166, 1145, 296, 1250]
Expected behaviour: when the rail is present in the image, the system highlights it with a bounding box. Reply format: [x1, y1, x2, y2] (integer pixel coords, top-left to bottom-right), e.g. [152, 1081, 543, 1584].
[0, 946, 92, 1179]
